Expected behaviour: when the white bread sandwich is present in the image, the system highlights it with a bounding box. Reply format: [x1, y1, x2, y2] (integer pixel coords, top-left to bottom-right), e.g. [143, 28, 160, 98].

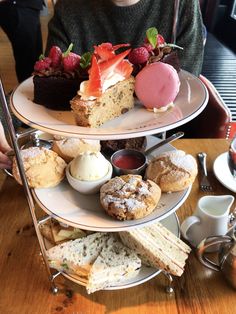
[47, 232, 141, 293]
[86, 234, 141, 294]
[47, 232, 109, 280]
[119, 222, 191, 276]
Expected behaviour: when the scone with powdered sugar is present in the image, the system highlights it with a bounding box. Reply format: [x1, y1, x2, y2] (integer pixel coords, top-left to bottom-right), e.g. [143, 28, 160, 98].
[100, 174, 161, 220]
[52, 136, 100, 163]
[145, 150, 198, 192]
[12, 147, 66, 188]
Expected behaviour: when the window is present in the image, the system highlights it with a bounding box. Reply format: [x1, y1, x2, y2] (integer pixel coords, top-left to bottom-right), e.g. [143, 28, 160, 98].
[231, 0, 236, 20]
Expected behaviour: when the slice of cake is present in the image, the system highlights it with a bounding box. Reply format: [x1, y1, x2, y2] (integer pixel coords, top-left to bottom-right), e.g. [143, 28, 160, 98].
[86, 234, 141, 294]
[33, 76, 80, 110]
[33, 44, 89, 110]
[70, 43, 134, 127]
[119, 221, 191, 276]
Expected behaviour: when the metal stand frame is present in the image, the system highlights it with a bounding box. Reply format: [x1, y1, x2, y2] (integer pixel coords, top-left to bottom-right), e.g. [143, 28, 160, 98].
[0, 78, 176, 294]
[0, 79, 59, 293]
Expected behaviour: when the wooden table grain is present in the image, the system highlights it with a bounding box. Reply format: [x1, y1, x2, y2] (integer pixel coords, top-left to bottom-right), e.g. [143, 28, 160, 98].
[0, 139, 235, 314]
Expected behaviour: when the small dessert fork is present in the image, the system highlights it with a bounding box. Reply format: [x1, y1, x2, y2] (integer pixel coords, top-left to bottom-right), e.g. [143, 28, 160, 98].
[197, 152, 213, 192]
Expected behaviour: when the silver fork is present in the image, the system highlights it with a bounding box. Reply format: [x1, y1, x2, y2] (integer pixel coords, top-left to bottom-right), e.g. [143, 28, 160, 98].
[197, 152, 213, 192]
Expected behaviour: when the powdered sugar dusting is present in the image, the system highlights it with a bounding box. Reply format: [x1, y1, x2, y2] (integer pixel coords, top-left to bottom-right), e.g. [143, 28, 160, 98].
[163, 150, 197, 173]
[101, 175, 152, 212]
[20, 147, 47, 160]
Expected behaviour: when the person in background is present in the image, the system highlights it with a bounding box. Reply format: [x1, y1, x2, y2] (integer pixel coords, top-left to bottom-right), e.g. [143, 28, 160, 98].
[0, 0, 44, 82]
[0, 0, 204, 169]
[46, 0, 204, 76]
[0, 0, 45, 169]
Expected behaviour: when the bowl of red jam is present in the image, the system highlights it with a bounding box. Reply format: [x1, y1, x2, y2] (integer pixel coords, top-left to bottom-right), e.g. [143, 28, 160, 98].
[111, 149, 147, 176]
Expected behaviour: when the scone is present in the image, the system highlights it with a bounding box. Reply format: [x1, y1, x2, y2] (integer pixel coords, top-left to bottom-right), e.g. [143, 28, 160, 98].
[145, 150, 198, 192]
[100, 174, 161, 220]
[52, 136, 100, 162]
[12, 147, 67, 188]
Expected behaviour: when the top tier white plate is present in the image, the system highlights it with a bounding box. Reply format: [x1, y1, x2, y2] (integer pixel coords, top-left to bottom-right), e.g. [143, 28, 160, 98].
[10, 70, 208, 140]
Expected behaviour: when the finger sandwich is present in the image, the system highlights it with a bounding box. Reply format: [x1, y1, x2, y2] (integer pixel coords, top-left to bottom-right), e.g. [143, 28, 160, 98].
[119, 222, 191, 276]
[47, 232, 141, 293]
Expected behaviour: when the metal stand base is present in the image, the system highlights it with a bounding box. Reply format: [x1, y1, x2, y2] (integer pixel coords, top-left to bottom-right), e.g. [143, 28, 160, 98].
[163, 271, 174, 293]
[51, 286, 60, 295]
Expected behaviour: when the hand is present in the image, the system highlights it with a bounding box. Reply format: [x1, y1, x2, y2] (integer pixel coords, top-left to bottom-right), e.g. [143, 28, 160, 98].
[0, 121, 12, 169]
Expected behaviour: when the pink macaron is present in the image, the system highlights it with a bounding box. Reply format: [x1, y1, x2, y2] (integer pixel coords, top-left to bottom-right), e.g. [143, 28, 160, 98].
[135, 62, 180, 109]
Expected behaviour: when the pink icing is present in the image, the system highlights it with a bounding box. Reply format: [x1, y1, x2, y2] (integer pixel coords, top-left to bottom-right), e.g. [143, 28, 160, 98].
[135, 62, 180, 109]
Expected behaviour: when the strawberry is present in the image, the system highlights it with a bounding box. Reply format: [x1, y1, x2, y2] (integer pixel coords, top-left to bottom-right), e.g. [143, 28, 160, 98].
[85, 47, 132, 97]
[84, 55, 102, 97]
[142, 43, 154, 52]
[112, 43, 130, 51]
[94, 43, 115, 61]
[94, 43, 131, 61]
[128, 47, 149, 65]
[48, 45, 62, 68]
[34, 56, 52, 72]
[157, 34, 165, 46]
[99, 49, 131, 81]
[115, 59, 133, 79]
[62, 43, 81, 72]
[144, 27, 166, 48]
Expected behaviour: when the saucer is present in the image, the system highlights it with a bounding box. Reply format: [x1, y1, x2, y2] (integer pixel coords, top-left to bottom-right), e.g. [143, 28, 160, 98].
[213, 152, 236, 193]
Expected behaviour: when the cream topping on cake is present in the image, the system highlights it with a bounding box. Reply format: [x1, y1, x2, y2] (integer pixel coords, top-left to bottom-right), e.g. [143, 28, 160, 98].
[79, 72, 125, 100]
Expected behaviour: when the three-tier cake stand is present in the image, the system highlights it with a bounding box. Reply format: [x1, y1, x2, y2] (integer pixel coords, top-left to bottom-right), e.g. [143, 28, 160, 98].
[0, 69, 208, 294]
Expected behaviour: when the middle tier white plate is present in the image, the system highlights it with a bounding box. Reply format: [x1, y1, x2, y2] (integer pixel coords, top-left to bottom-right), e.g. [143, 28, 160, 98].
[32, 136, 191, 231]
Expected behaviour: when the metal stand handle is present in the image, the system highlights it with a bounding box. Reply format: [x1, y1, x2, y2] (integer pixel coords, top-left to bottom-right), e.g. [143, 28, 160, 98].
[0, 78, 59, 294]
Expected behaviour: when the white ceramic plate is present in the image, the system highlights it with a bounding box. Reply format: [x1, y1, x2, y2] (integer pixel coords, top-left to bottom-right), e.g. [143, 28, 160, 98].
[10, 70, 208, 139]
[213, 152, 236, 193]
[32, 136, 191, 231]
[61, 213, 179, 290]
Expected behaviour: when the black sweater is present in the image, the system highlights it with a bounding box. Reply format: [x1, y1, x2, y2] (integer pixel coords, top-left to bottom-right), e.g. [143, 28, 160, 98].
[7, 0, 44, 10]
[46, 0, 204, 76]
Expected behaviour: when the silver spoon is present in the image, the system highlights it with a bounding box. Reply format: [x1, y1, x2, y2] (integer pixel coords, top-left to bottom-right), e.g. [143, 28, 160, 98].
[111, 131, 184, 175]
[144, 131, 184, 157]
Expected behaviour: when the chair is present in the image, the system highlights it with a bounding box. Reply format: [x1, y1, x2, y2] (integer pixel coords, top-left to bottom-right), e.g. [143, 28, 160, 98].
[179, 75, 232, 139]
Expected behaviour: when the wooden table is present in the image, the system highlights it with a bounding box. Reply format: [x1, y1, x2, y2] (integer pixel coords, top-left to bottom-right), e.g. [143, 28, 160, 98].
[0, 139, 235, 314]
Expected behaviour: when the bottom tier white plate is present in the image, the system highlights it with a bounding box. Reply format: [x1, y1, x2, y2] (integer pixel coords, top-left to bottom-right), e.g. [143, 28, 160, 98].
[60, 213, 179, 290]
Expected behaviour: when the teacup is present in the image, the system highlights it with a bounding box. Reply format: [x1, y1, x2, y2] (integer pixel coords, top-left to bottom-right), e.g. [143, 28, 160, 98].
[180, 195, 234, 248]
